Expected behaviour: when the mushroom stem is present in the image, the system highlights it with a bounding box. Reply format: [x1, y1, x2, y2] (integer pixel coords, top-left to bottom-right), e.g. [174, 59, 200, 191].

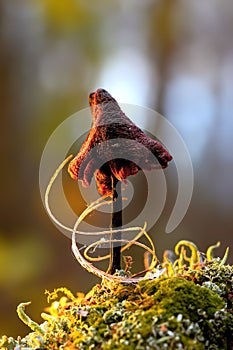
[108, 176, 122, 274]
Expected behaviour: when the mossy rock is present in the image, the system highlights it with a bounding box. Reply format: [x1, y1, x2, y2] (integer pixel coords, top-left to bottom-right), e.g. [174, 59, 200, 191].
[1, 269, 233, 350]
[1, 241, 233, 350]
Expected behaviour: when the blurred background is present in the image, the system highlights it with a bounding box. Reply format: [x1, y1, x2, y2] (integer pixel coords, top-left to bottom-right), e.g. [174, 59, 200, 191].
[1, 0, 233, 337]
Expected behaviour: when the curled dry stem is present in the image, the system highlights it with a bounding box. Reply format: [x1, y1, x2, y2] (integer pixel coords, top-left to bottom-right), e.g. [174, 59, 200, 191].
[45, 156, 158, 283]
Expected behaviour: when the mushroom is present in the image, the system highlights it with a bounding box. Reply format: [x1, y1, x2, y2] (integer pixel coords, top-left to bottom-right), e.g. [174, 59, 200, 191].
[68, 88, 172, 274]
[68, 88, 172, 196]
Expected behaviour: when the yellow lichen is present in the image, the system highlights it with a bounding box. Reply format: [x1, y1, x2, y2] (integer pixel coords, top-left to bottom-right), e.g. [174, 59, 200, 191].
[1, 240, 232, 349]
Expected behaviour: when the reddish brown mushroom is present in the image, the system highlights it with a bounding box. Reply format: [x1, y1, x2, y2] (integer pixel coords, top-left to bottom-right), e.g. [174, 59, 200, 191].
[68, 88, 172, 196]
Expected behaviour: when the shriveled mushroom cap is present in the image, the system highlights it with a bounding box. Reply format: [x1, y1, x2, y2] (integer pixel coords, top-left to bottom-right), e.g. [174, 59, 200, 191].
[68, 89, 172, 196]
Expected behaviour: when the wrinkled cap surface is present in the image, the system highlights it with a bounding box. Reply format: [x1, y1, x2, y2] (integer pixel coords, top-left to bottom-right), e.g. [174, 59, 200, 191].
[68, 89, 172, 196]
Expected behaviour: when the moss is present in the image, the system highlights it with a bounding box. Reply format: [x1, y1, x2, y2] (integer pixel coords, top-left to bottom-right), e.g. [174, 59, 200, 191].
[139, 277, 224, 320]
[1, 242, 233, 350]
[1, 276, 232, 349]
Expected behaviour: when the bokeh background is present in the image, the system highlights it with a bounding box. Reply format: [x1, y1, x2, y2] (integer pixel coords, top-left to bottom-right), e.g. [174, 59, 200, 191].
[1, 0, 233, 337]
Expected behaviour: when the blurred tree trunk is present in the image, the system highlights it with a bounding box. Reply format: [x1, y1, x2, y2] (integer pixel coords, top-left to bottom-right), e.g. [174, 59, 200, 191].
[148, 0, 177, 113]
[0, 3, 23, 227]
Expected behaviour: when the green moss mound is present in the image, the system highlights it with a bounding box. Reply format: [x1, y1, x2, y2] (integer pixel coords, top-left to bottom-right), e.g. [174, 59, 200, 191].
[1, 263, 233, 350]
[1, 241, 233, 350]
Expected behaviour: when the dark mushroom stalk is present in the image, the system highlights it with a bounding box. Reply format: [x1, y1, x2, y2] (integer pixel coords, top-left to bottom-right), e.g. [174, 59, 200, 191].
[68, 88, 172, 274]
[108, 176, 122, 274]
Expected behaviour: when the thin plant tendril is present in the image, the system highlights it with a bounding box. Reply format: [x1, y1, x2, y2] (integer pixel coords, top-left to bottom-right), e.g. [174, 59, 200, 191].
[45, 156, 159, 282]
